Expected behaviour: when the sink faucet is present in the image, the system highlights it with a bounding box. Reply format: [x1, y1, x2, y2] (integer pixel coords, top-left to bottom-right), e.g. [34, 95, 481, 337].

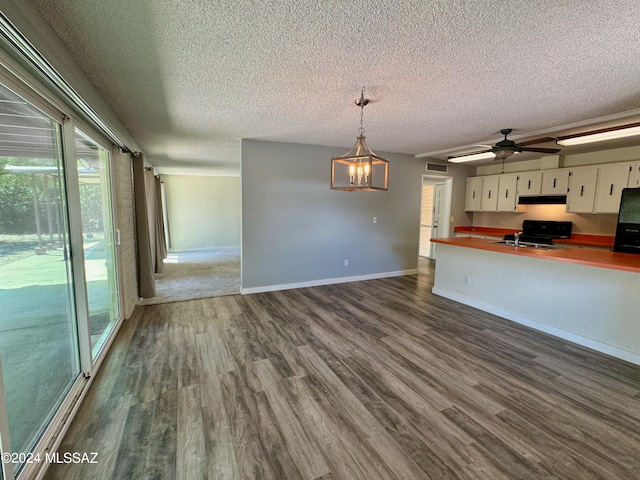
[514, 231, 523, 246]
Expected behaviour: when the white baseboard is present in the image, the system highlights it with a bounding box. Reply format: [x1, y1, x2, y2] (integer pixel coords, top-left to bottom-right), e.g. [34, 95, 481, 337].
[432, 287, 640, 366]
[241, 269, 418, 295]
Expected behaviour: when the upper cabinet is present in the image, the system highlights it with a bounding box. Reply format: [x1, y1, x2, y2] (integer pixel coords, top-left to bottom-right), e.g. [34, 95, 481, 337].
[541, 169, 570, 195]
[567, 167, 598, 213]
[629, 161, 640, 188]
[516, 171, 542, 196]
[465, 176, 483, 211]
[497, 174, 519, 211]
[465, 174, 520, 212]
[480, 175, 500, 212]
[594, 163, 632, 213]
[464, 160, 640, 215]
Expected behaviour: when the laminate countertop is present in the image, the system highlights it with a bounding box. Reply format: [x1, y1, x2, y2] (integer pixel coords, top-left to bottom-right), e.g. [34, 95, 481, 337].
[431, 236, 640, 274]
[453, 226, 615, 249]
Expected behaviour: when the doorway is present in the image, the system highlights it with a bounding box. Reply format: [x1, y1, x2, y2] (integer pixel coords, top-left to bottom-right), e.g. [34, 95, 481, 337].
[141, 174, 242, 304]
[419, 175, 453, 260]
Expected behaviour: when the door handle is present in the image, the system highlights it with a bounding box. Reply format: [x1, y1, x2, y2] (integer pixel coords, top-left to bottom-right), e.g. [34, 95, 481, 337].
[609, 184, 614, 195]
[580, 185, 584, 196]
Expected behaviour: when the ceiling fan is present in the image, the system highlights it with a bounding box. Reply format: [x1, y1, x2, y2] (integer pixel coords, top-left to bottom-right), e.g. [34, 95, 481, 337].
[448, 128, 561, 162]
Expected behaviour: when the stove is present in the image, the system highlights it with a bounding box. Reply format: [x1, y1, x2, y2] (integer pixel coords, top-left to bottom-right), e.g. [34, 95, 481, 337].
[505, 220, 572, 245]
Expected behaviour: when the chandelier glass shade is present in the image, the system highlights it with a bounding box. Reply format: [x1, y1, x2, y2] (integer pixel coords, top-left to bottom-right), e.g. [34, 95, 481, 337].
[331, 89, 389, 191]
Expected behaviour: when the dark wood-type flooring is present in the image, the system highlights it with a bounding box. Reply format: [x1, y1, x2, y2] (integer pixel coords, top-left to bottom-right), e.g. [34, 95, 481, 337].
[45, 263, 640, 479]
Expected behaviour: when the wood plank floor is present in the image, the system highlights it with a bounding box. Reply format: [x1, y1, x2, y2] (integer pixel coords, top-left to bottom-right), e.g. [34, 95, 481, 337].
[45, 264, 640, 479]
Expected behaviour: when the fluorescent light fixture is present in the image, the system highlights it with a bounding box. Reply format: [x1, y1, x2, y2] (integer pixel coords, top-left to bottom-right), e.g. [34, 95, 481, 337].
[448, 151, 495, 163]
[557, 125, 640, 146]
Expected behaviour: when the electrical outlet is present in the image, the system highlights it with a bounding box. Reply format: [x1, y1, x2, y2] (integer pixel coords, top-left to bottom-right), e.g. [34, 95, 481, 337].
[464, 275, 470, 284]
[344, 259, 349, 267]
[373, 216, 377, 224]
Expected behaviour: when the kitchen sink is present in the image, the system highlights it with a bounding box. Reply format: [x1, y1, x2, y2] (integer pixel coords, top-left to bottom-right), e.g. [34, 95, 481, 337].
[492, 240, 564, 250]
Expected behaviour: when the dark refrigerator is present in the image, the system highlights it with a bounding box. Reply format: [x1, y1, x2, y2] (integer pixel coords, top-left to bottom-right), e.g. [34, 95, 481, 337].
[613, 188, 640, 254]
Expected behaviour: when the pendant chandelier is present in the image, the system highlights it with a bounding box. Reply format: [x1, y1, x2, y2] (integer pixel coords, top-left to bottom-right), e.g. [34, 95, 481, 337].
[331, 88, 389, 191]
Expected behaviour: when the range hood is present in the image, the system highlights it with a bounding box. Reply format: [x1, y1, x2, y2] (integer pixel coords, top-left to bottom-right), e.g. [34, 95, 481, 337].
[518, 195, 567, 205]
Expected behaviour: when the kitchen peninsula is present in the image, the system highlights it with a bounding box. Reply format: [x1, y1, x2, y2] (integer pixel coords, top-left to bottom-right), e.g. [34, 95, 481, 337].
[430, 236, 640, 365]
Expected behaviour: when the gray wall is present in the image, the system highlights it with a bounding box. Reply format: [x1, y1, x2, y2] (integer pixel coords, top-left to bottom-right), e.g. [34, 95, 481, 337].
[242, 140, 443, 291]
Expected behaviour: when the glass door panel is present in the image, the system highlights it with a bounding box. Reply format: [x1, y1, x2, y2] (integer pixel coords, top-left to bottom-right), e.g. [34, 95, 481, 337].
[0, 83, 80, 474]
[74, 129, 120, 360]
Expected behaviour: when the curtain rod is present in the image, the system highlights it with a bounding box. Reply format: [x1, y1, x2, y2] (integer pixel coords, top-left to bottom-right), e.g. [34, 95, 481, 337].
[0, 12, 130, 152]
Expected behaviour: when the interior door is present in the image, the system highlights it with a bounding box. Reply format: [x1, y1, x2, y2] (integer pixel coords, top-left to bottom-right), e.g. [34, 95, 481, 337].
[419, 181, 446, 259]
[431, 183, 446, 258]
[419, 183, 434, 257]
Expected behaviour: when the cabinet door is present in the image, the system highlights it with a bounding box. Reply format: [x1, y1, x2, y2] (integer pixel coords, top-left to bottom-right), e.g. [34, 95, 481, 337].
[541, 169, 570, 195]
[517, 171, 542, 196]
[497, 174, 518, 211]
[465, 177, 483, 211]
[628, 161, 640, 187]
[567, 167, 598, 213]
[594, 164, 631, 213]
[480, 175, 499, 212]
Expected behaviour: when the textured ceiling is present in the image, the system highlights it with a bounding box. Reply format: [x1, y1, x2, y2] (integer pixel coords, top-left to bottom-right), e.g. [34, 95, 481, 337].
[31, 0, 640, 175]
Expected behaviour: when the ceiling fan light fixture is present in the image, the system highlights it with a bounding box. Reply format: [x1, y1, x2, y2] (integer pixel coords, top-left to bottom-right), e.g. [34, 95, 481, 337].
[493, 149, 516, 160]
[447, 128, 559, 164]
[557, 125, 640, 146]
[331, 88, 389, 191]
[448, 151, 496, 163]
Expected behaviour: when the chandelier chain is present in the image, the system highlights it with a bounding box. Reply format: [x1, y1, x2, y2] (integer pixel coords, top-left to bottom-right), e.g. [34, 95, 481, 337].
[357, 87, 367, 136]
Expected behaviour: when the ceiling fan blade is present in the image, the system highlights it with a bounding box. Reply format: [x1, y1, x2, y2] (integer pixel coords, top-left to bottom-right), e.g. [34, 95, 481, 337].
[520, 147, 561, 154]
[518, 137, 558, 146]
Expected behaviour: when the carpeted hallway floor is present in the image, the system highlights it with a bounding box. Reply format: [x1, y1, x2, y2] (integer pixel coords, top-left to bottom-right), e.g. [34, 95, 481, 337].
[141, 247, 241, 305]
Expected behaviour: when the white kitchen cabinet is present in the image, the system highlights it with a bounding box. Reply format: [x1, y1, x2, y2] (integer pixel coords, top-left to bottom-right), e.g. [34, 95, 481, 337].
[567, 167, 598, 213]
[541, 169, 570, 195]
[480, 175, 499, 212]
[465, 176, 483, 211]
[628, 161, 640, 187]
[516, 171, 542, 196]
[594, 163, 631, 213]
[497, 174, 519, 211]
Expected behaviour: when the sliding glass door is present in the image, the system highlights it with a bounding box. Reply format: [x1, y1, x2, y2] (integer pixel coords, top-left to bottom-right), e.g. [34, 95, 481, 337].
[0, 83, 81, 475]
[74, 129, 120, 360]
[0, 73, 122, 476]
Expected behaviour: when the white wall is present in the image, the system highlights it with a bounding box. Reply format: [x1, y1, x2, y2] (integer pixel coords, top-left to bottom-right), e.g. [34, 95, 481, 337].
[163, 175, 241, 251]
[472, 205, 619, 235]
[433, 243, 640, 365]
